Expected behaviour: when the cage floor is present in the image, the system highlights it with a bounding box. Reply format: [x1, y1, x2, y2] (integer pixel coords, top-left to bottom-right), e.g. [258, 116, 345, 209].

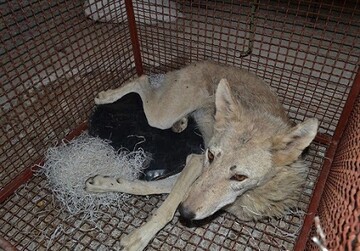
[1, 141, 326, 251]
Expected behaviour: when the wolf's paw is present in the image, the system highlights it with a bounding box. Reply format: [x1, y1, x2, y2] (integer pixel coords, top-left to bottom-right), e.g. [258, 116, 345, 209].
[120, 231, 148, 251]
[85, 175, 118, 193]
[171, 117, 188, 133]
[94, 90, 118, 105]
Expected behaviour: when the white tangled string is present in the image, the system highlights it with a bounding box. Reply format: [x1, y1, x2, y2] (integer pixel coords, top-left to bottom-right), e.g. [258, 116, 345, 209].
[37, 133, 149, 221]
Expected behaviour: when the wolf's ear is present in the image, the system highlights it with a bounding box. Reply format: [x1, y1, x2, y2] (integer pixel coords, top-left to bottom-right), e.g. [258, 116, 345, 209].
[214, 79, 241, 131]
[272, 118, 319, 166]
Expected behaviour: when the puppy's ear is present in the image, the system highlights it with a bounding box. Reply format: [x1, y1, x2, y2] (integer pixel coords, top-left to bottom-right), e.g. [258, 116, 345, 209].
[272, 118, 319, 166]
[214, 79, 241, 131]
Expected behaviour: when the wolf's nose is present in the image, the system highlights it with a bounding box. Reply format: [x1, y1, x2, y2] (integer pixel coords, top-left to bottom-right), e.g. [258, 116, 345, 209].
[178, 203, 196, 220]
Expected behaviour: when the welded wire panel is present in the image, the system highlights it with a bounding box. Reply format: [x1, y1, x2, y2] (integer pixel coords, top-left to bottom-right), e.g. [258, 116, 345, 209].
[137, 0, 255, 70]
[1, 0, 136, 189]
[0, 142, 326, 250]
[306, 96, 360, 250]
[135, 0, 360, 137]
[1, 0, 360, 250]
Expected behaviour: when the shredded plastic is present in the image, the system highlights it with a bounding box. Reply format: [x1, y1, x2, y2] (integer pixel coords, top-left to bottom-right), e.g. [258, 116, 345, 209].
[37, 133, 149, 221]
[311, 216, 329, 251]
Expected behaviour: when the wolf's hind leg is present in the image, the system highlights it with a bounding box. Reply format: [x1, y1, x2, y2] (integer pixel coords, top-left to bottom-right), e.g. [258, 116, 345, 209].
[94, 76, 147, 105]
[120, 154, 204, 251]
[85, 174, 178, 195]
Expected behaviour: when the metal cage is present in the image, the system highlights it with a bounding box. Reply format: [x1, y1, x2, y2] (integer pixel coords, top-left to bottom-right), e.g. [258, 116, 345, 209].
[1, 0, 359, 250]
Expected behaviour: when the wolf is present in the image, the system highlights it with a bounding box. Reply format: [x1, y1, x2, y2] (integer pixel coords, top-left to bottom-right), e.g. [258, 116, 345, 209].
[85, 61, 319, 251]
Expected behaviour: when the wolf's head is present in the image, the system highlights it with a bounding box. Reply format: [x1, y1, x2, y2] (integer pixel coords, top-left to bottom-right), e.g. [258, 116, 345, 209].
[179, 79, 318, 221]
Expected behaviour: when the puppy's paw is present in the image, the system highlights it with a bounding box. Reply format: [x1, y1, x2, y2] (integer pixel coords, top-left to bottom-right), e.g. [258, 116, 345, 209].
[171, 117, 188, 133]
[85, 175, 117, 193]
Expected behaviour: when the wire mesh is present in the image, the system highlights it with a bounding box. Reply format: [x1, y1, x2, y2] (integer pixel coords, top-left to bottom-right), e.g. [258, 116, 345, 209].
[1, 0, 136, 189]
[136, 0, 359, 135]
[0, 141, 327, 250]
[1, 0, 360, 250]
[306, 96, 360, 250]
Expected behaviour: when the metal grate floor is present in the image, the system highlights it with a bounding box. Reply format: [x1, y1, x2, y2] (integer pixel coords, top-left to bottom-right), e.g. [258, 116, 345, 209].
[1, 141, 326, 250]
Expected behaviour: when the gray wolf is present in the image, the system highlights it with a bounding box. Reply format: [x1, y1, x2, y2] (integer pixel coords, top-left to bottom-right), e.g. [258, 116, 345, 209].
[85, 61, 318, 251]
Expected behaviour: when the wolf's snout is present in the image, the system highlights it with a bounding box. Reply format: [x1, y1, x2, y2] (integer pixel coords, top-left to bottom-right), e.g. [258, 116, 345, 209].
[178, 203, 196, 220]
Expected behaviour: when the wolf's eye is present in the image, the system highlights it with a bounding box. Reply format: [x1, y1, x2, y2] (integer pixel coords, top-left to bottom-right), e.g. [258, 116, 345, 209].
[230, 174, 248, 182]
[207, 149, 214, 164]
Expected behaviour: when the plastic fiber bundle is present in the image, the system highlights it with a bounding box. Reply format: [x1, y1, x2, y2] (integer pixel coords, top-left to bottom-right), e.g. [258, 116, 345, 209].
[38, 133, 148, 221]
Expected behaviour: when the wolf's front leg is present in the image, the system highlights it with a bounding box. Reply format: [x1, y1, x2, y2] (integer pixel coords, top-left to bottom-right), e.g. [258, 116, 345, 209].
[85, 174, 178, 195]
[120, 154, 204, 251]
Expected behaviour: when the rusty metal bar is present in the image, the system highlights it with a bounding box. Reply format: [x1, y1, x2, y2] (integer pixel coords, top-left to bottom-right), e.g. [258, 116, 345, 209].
[295, 67, 360, 250]
[0, 122, 88, 204]
[0, 236, 18, 251]
[124, 0, 144, 76]
[314, 133, 332, 146]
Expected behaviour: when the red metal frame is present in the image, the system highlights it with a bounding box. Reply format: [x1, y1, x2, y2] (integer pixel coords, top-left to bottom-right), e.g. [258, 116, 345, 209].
[295, 67, 360, 250]
[0, 122, 88, 204]
[124, 0, 143, 76]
